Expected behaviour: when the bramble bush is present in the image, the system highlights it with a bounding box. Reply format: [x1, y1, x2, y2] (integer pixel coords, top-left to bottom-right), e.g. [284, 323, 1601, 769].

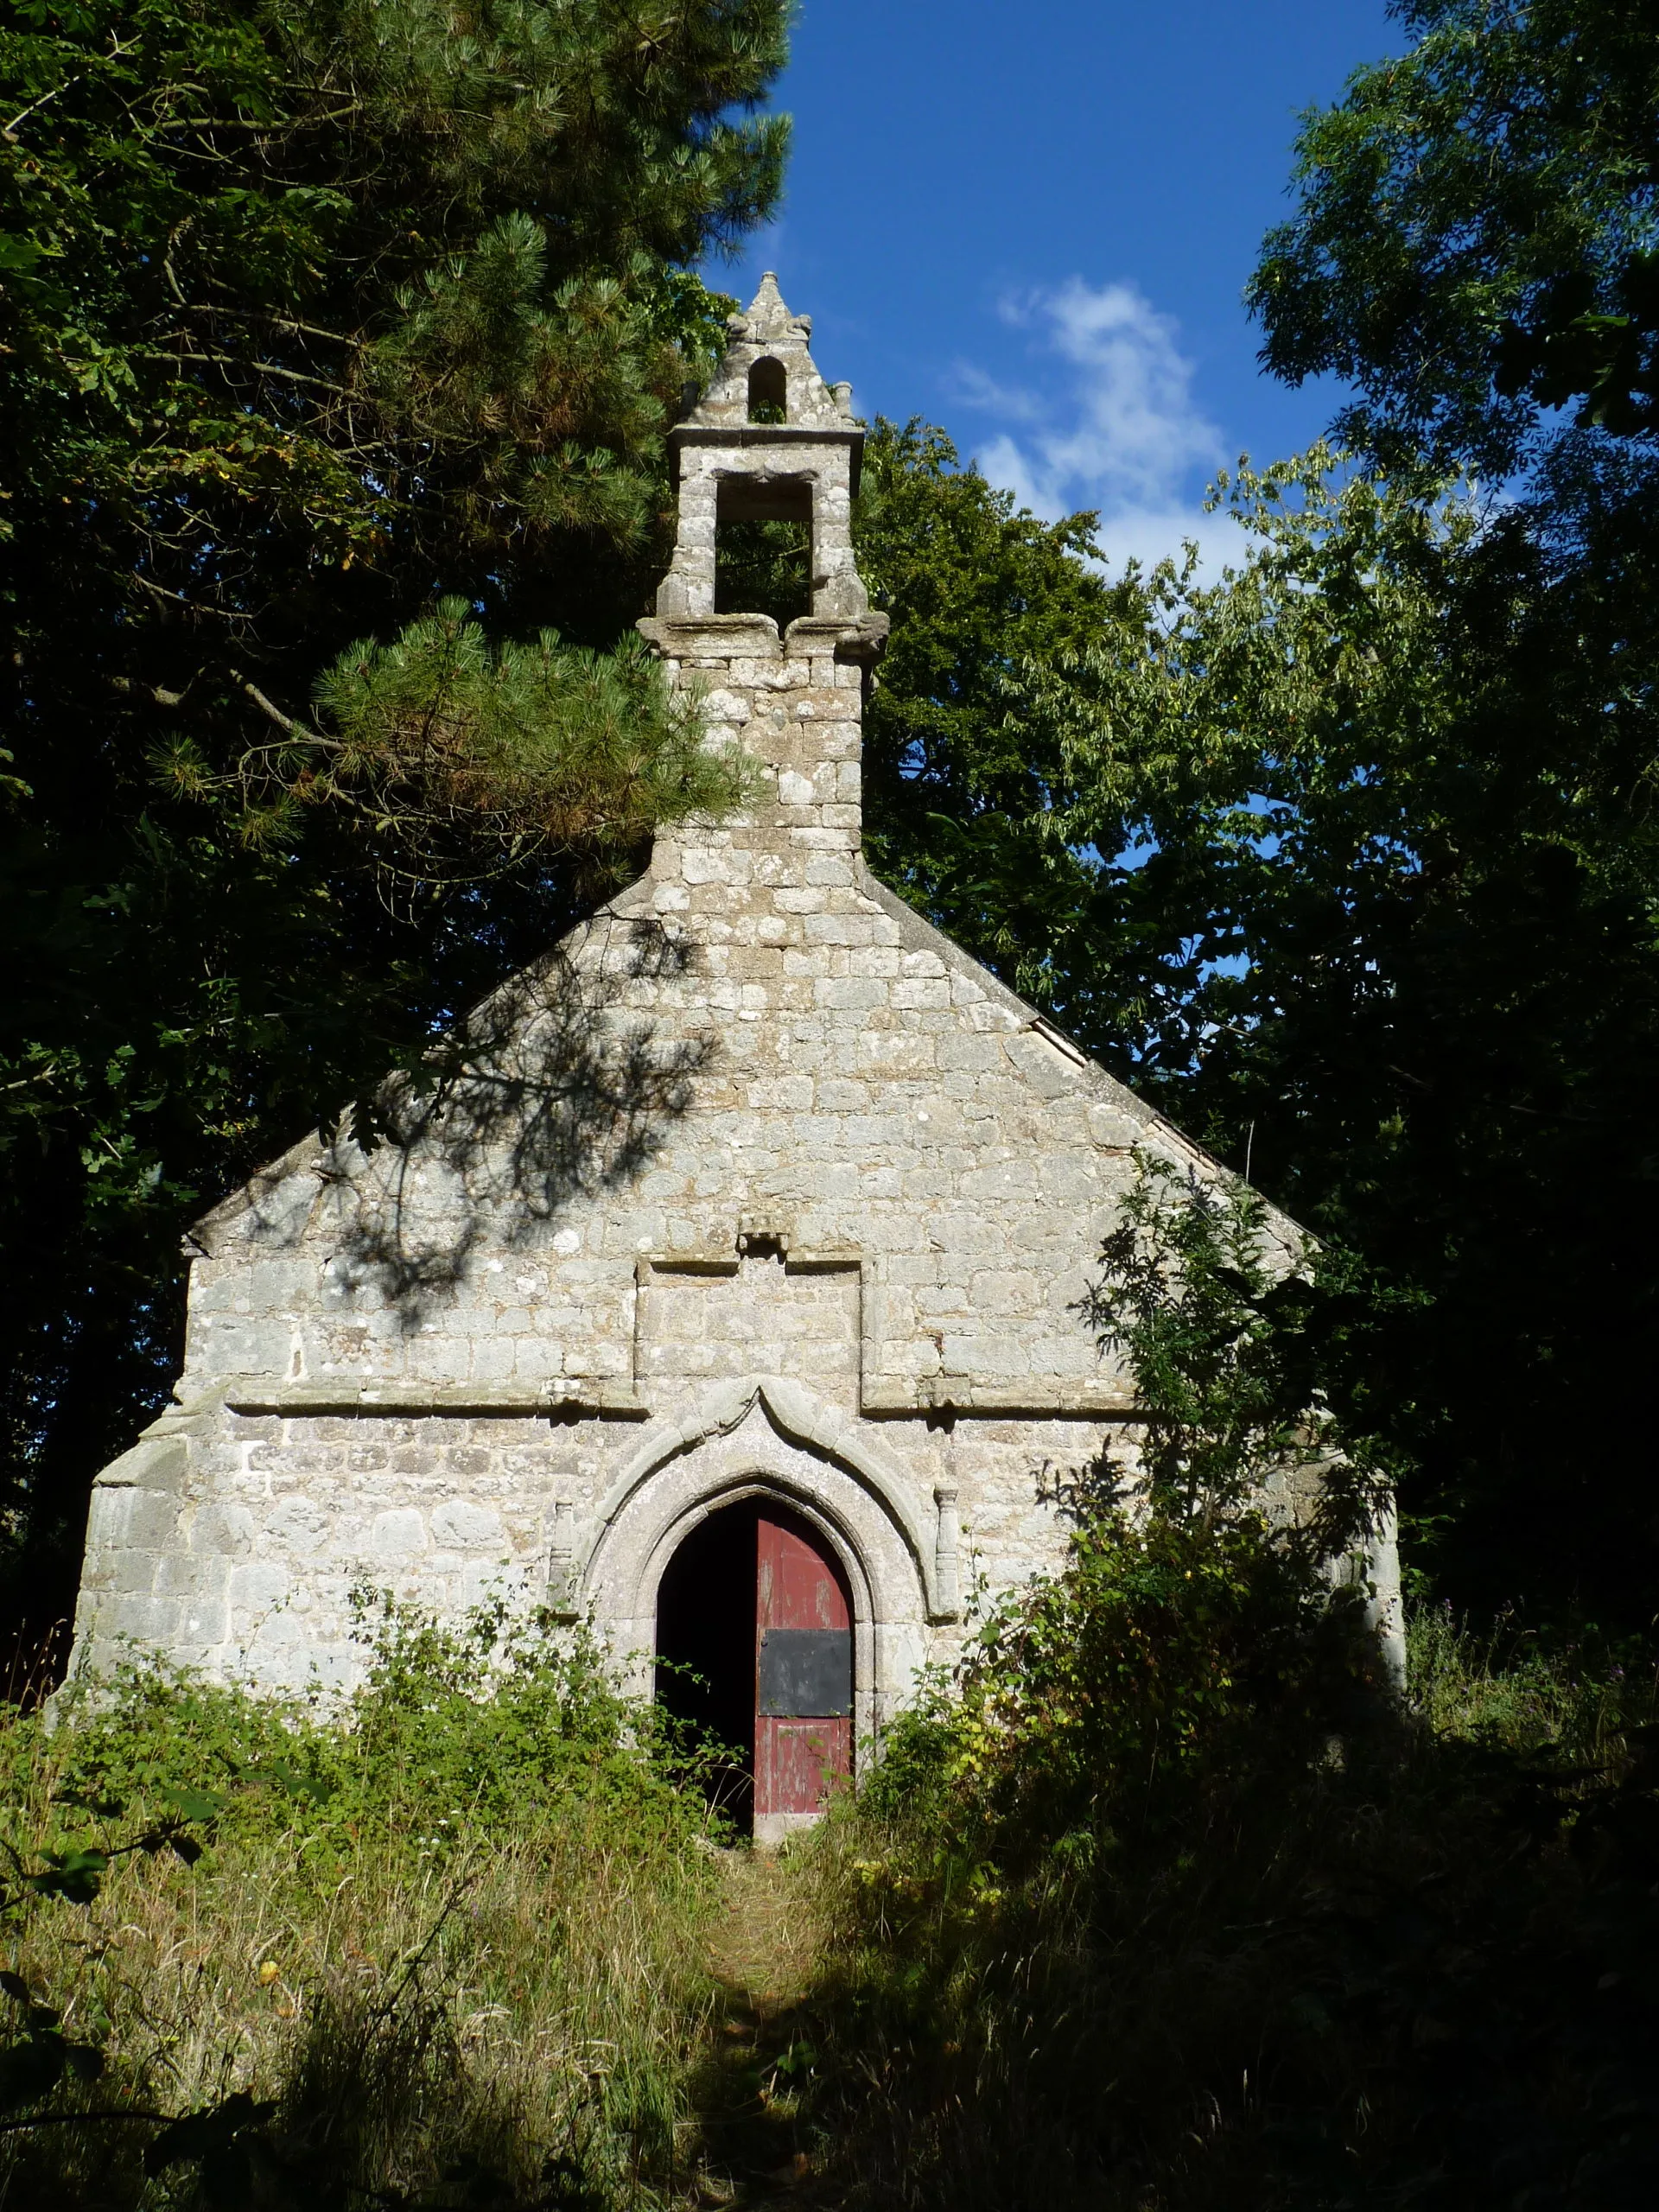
[39, 1591, 721, 1857]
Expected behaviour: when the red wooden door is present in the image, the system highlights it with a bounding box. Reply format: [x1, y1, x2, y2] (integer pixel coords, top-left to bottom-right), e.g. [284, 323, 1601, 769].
[754, 1510, 853, 1834]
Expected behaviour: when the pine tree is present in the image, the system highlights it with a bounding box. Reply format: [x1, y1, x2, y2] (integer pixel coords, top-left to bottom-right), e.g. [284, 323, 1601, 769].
[0, 0, 789, 1628]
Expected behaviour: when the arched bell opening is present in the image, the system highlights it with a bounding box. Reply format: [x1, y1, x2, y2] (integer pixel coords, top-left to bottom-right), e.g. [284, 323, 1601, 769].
[747, 355, 788, 423]
[654, 1493, 855, 1842]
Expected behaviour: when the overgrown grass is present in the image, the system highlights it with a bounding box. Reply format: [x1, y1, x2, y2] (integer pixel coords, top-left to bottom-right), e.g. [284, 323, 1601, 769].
[1408, 1598, 1659, 1759]
[6, 1588, 1657, 2211]
[776, 1580, 1659, 2211]
[0, 1602, 728, 2209]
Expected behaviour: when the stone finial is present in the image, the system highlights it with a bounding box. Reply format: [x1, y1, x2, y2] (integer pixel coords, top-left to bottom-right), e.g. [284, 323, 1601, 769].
[730, 270, 808, 345]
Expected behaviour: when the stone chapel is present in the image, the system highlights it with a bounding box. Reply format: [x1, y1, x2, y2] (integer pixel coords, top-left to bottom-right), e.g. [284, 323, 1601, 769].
[69, 278, 1398, 1835]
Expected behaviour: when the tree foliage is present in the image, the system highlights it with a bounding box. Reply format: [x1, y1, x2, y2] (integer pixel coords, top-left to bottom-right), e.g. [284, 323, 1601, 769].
[0, 0, 787, 1626]
[854, 417, 1144, 1032]
[858, 412, 1659, 1624]
[165, 604, 745, 901]
[1248, 0, 1659, 482]
[1080, 1156, 1390, 1555]
[846, 3, 1659, 1626]
[1227, 2, 1659, 1618]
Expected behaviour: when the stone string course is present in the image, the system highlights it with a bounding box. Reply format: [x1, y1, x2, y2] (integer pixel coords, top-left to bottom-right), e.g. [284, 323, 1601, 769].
[70, 277, 1399, 1712]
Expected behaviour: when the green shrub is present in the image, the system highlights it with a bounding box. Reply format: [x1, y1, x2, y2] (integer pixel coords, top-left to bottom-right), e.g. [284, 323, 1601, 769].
[0, 1598, 728, 2209]
[33, 1593, 722, 1858]
[865, 1501, 1377, 1871]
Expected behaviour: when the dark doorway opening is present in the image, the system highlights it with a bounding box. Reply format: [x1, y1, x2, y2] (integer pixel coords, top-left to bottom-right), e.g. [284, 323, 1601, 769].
[655, 1500, 760, 1831]
[654, 1497, 855, 1840]
[714, 474, 812, 629]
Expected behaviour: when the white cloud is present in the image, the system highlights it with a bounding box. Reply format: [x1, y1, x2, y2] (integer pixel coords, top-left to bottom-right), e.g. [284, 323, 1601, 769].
[956, 278, 1229, 575]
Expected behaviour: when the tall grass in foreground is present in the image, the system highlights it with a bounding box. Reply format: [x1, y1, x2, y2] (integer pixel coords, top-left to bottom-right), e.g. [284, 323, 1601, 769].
[1408, 1596, 1659, 1758]
[0, 1602, 724, 2209]
[785, 1591, 1659, 2212]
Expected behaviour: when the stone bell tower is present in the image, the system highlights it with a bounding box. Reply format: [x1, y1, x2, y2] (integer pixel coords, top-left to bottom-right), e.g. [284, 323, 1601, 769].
[651, 270, 880, 626]
[639, 273, 888, 894]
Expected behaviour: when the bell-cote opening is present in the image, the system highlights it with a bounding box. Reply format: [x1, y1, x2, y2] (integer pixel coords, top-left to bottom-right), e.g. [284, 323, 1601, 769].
[646, 277, 880, 633]
[714, 474, 812, 628]
[747, 356, 788, 423]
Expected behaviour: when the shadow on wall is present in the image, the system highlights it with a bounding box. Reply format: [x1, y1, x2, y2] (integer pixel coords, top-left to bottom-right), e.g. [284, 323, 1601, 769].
[283, 918, 709, 1329]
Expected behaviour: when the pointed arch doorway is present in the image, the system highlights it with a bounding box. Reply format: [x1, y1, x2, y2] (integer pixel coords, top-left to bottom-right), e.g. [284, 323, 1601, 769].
[654, 1498, 854, 1842]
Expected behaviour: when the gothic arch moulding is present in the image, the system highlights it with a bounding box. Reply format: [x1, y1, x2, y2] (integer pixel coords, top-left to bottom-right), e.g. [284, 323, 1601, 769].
[575, 1377, 947, 1718]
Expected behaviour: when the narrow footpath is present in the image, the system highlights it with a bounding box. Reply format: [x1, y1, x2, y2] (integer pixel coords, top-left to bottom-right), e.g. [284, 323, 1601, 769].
[690, 1848, 834, 2209]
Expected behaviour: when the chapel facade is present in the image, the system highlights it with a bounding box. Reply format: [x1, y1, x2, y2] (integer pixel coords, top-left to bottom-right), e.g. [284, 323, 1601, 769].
[69, 280, 1398, 1834]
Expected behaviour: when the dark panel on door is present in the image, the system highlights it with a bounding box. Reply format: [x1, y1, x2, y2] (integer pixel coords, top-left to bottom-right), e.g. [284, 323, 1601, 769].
[759, 1627, 853, 1717]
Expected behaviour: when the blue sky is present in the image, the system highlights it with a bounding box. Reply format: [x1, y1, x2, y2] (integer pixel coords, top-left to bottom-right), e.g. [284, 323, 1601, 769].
[715, 0, 1399, 573]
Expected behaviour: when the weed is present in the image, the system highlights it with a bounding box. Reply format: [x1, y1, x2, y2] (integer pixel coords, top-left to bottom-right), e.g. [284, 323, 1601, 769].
[0, 1602, 727, 2209]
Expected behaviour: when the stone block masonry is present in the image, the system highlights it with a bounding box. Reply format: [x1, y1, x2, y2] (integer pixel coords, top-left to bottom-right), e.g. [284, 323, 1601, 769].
[70, 276, 1401, 1719]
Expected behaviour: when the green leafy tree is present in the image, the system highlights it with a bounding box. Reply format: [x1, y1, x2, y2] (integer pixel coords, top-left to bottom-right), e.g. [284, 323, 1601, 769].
[1248, 0, 1659, 482]
[854, 420, 1141, 1027]
[852, 8, 1659, 1624]
[170, 604, 742, 904]
[1222, 1, 1659, 1619]
[0, 0, 788, 1628]
[1008, 450, 1659, 1621]
[860, 406, 1659, 1623]
[1080, 1155, 1391, 1554]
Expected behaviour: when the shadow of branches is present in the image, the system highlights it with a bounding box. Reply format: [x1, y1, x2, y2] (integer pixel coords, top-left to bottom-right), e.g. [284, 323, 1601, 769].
[315, 917, 709, 1328]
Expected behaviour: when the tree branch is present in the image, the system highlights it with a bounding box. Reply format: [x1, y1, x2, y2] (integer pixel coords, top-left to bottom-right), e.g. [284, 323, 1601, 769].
[110, 676, 188, 709]
[230, 672, 310, 740]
